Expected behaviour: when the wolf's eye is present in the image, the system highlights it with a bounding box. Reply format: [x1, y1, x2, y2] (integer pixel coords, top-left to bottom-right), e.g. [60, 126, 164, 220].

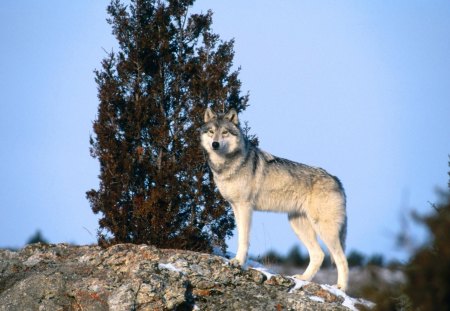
[222, 130, 229, 135]
[208, 129, 214, 135]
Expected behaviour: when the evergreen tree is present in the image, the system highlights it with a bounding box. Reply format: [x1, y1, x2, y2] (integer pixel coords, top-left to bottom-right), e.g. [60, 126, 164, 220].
[259, 249, 284, 266]
[26, 230, 49, 245]
[403, 192, 450, 309]
[285, 245, 307, 267]
[87, 0, 250, 252]
[370, 160, 450, 311]
[347, 250, 366, 267]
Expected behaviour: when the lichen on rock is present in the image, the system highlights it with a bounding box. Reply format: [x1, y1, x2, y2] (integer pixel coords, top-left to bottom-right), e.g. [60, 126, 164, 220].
[0, 243, 371, 310]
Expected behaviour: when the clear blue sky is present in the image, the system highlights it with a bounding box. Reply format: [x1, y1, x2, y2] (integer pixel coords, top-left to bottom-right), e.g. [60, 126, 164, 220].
[1, 1, 449, 262]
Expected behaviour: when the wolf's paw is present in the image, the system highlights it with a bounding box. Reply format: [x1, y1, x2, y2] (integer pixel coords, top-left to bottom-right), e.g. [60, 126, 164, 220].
[292, 274, 311, 281]
[334, 284, 347, 292]
[229, 257, 243, 267]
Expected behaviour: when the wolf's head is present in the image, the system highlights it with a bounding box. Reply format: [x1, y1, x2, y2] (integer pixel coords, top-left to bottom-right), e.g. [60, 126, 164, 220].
[200, 108, 245, 157]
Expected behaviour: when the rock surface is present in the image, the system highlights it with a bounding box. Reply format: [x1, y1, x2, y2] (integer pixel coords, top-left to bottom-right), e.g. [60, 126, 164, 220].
[0, 243, 371, 310]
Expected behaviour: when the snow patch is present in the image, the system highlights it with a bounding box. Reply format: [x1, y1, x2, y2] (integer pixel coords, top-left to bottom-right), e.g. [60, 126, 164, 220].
[250, 265, 277, 280]
[158, 263, 183, 274]
[288, 277, 309, 293]
[213, 249, 375, 310]
[212, 247, 234, 260]
[309, 295, 325, 303]
[320, 284, 375, 311]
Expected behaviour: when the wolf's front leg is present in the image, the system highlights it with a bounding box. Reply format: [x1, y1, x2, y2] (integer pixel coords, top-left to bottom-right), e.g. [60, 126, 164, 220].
[232, 204, 253, 266]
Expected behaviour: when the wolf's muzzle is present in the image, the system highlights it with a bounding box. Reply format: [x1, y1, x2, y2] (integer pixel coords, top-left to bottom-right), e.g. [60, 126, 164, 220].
[212, 142, 220, 150]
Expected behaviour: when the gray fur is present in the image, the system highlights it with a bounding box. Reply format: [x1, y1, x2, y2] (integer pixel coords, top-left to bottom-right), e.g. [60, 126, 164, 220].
[200, 108, 349, 291]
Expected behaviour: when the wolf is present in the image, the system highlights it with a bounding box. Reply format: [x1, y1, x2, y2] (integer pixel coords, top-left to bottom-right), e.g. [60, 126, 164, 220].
[200, 108, 349, 291]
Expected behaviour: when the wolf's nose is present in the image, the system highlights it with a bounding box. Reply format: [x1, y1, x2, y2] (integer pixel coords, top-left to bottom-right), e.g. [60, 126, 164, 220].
[212, 142, 220, 150]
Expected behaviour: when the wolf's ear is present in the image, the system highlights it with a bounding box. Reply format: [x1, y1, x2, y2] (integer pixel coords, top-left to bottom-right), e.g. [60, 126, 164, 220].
[204, 108, 217, 123]
[224, 109, 239, 125]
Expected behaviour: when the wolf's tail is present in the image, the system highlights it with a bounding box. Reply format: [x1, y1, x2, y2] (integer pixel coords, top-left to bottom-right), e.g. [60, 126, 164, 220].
[333, 176, 347, 252]
[339, 214, 347, 252]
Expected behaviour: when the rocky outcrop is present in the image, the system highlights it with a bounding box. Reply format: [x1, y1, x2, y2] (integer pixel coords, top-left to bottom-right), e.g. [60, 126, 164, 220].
[0, 243, 371, 310]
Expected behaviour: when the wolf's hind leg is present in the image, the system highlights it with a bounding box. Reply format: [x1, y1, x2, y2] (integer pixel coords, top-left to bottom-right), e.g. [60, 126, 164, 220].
[288, 213, 324, 281]
[313, 218, 349, 291]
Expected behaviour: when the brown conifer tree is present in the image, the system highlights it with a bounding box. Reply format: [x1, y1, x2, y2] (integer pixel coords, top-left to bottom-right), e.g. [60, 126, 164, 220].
[87, 0, 251, 252]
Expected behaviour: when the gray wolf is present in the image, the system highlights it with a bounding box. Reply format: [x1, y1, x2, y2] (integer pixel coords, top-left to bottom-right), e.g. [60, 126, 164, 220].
[200, 108, 349, 291]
